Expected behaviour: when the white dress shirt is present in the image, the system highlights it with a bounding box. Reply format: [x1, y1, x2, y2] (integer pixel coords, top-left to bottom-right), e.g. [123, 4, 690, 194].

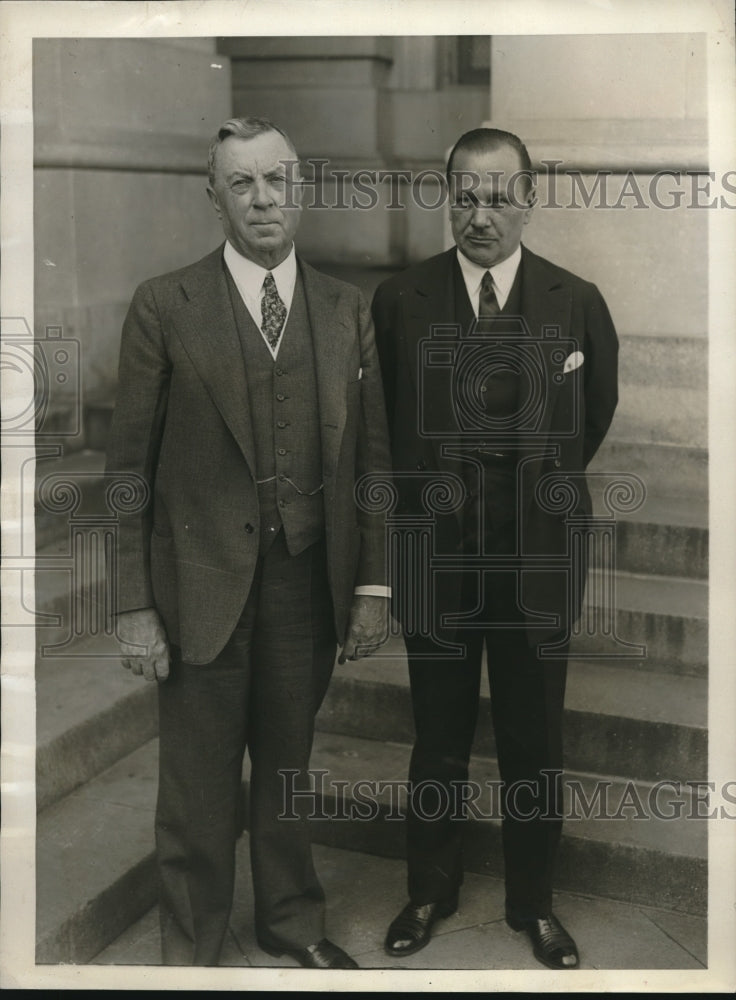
[456, 243, 522, 315]
[223, 240, 297, 359]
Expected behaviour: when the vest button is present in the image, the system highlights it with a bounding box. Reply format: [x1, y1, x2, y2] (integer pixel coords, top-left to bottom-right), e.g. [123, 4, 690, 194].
[275, 368, 283, 376]
[244, 523, 254, 534]
[276, 393, 285, 401]
[279, 500, 286, 508]
[416, 460, 426, 470]
[277, 448, 287, 456]
[279, 474, 285, 481]
[277, 421, 288, 429]
[554, 459, 562, 468]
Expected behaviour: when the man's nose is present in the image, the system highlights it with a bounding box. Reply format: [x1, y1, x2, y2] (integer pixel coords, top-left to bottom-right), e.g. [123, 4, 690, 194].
[252, 177, 274, 207]
[470, 204, 495, 228]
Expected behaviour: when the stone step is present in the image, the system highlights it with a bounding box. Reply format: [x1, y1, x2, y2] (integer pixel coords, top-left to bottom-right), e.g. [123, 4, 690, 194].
[572, 569, 707, 675]
[35, 726, 706, 964]
[613, 384, 705, 448]
[614, 335, 707, 450]
[318, 640, 706, 783]
[35, 603, 706, 835]
[296, 731, 707, 918]
[589, 439, 707, 501]
[617, 333, 705, 392]
[36, 739, 159, 965]
[591, 489, 707, 580]
[36, 631, 157, 812]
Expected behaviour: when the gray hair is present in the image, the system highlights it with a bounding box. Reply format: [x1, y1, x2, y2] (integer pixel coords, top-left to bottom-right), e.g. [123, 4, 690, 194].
[207, 116, 300, 187]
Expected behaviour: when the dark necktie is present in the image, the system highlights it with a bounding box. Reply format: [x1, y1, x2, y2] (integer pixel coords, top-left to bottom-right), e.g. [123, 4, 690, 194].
[479, 270, 500, 318]
[261, 272, 287, 350]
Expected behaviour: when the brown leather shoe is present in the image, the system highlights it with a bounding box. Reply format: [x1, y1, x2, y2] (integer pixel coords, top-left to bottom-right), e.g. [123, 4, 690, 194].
[384, 893, 459, 957]
[506, 912, 579, 969]
[258, 937, 359, 968]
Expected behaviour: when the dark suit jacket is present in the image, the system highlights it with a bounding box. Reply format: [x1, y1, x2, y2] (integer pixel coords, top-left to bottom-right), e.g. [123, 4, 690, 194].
[371, 245, 619, 643]
[106, 245, 391, 664]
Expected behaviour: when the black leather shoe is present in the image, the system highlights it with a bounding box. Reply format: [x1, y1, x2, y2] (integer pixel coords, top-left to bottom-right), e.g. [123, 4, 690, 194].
[258, 937, 359, 969]
[384, 893, 459, 957]
[506, 912, 579, 969]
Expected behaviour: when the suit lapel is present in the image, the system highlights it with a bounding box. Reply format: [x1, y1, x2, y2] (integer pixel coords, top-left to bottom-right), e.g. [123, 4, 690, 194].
[404, 250, 462, 475]
[516, 246, 573, 506]
[170, 246, 257, 478]
[299, 257, 358, 509]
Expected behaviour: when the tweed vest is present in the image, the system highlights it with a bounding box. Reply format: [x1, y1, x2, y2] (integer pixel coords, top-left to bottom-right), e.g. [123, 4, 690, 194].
[226, 268, 324, 554]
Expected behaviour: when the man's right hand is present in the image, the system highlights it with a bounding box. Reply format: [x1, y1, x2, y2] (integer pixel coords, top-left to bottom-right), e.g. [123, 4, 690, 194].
[115, 608, 170, 682]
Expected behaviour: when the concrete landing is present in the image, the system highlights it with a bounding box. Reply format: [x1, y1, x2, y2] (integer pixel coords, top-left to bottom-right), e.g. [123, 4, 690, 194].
[95, 839, 707, 972]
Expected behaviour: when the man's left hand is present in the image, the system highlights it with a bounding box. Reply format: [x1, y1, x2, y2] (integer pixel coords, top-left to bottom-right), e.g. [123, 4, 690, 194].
[339, 595, 389, 663]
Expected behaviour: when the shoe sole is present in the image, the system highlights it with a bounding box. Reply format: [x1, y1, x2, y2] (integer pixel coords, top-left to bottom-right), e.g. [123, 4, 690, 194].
[257, 940, 359, 969]
[505, 917, 579, 970]
[384, 898, 459, 958]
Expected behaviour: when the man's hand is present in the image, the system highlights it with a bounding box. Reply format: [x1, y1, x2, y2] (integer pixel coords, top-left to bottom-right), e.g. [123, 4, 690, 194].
[338, 595, 389, 664]
[115, 608, 170, 682]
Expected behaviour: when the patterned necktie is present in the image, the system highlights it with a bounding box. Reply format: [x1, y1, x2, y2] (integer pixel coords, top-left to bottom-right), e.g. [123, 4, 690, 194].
[261, 272, 287, 350]
[479, 270, 500, 318]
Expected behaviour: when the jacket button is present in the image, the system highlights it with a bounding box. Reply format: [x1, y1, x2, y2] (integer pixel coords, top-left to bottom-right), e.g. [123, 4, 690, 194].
[554, 459, 561, 468]
[244, 523, 254, 534]
[416, 460, 426, 470]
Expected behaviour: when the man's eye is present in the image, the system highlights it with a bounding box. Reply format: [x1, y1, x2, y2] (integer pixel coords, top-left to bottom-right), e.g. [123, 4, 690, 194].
[457, 193, 475, 208]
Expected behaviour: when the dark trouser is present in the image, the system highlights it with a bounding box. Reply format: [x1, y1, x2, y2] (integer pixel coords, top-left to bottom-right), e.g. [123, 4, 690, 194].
[403, 472, 568, 920]
[155, 531, 336, 965]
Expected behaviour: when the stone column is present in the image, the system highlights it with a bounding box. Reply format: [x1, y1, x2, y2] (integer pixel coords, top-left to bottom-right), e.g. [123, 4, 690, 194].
[33, 38, 232, 450]
[486, 33, 708, 494]
[220, 36, 489, 268]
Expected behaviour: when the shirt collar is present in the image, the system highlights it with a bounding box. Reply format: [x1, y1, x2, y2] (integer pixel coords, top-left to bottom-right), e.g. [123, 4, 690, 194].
[456, 243, 522, 305]
[223, 241, 297, 305]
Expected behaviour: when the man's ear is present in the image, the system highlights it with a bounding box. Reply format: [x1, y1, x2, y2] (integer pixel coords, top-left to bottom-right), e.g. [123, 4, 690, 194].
[524, 186, 537, 223]
[207, 185, 221, 217]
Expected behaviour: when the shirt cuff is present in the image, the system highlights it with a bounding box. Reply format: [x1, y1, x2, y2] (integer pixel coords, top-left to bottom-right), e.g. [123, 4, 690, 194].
[354, 586, 392, 598]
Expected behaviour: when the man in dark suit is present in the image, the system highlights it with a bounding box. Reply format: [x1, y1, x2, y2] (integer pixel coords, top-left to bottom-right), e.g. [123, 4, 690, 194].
[106, 117, 391, 968]
[372, 128, 618, 969]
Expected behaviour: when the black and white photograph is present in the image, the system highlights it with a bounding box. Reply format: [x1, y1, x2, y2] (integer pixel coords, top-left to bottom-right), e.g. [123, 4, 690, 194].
[1, 0, 735, 991]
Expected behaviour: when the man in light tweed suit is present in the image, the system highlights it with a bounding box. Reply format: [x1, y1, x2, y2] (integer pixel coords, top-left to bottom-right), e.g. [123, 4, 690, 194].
[106, 117, 391, 968]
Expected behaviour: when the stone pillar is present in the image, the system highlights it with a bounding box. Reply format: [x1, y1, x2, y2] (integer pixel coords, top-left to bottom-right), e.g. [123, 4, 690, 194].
[220, 36, 488, 267]
[485, 33, 708, 491]
[33, 38, 232, 449]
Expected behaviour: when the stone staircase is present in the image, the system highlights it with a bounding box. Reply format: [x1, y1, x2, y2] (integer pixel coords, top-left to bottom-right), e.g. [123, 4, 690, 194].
[34, 296, 708, 964]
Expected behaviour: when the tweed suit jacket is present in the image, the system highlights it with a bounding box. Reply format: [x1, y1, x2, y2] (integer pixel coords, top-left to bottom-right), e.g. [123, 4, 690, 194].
[106, 245, 391, 664]
[371, 244, 619, 643]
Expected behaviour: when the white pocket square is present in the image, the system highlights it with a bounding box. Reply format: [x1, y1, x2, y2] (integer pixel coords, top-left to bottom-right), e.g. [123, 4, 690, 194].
[563, 351, 584, 373]
[358, 367, 363, 380]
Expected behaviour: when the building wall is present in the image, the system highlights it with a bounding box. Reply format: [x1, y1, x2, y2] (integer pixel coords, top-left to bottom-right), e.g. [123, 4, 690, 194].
[485, 33, 708, 462]
[33, 38, 231, 440]
[32, 34, 707, 465]
[220, 36, 488, 266]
